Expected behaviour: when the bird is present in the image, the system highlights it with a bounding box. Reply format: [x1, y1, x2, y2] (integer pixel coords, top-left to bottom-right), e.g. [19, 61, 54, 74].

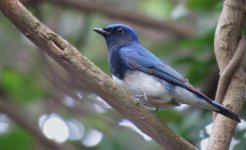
[93, 24, 240, 122]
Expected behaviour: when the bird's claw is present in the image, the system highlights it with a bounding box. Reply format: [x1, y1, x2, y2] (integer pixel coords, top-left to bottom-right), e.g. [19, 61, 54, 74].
[132, 97, 140, 105]
[143, 93, 148, 101]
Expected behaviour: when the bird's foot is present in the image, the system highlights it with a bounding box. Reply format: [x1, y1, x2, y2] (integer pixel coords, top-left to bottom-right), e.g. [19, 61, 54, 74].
[143, 93, 148, 101]
[132, 97, 140, 105]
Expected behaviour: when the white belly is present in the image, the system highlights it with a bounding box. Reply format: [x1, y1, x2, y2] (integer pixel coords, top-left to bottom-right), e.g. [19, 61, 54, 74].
[112, 71, 218, 110]
[112, 71, 173, 103]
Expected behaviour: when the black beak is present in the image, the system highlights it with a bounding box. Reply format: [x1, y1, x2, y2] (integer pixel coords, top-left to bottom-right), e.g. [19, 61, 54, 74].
[93, 28, 110, 36]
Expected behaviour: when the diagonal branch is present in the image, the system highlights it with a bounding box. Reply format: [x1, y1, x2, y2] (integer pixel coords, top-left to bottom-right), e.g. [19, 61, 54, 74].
[0, 0, 197, 149]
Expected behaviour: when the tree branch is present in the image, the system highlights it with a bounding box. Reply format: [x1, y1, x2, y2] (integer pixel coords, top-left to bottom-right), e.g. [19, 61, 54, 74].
[0, 0, 197, 149]
[213, 36, 246, 121]
[0, 97, 77, 150]
[207, 0, 246, 149]
[215, 36, 246, 104]
[47, 0, 195, 38]
[21, 0, 194, 38]
[21, 0, 195, 37]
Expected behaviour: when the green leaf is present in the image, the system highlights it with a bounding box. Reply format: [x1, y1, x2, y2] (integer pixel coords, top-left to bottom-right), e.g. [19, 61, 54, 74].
[186, 60, 213, 84]
[155, 109, 183, 123]
[179, 31, 214, 50]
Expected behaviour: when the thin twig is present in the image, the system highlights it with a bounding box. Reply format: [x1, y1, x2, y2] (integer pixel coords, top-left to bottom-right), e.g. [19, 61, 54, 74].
[215, 36, 246, 104]
[213, 36, 246, 120]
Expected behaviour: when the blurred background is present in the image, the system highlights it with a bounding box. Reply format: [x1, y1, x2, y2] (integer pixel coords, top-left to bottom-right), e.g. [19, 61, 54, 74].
[0, 0, 245, 150]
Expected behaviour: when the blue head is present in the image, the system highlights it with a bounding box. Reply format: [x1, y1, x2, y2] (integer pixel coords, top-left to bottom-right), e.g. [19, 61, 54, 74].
[93, 24, 140, 50]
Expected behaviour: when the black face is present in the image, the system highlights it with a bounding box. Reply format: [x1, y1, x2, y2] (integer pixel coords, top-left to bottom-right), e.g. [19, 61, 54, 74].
[94, 24, 139, 49]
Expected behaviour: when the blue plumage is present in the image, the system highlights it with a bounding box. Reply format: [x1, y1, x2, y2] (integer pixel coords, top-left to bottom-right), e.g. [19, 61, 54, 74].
[94, 24, 240, 122]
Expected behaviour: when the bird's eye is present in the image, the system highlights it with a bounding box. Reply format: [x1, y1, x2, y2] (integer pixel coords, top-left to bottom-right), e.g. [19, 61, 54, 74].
[116, 28, 124, 34]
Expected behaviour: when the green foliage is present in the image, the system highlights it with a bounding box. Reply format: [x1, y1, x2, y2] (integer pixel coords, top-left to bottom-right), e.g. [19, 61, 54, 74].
[0, 69, 46, 103]
[98, 136, 124, 150]
[234, 137, 246, 150]
[186, 0, 221, 11]
[0, 127, 33, 150]
[156, 109, 183, 123]
[187, 59, 214, 84]
[97, 129, 162, 150]
[156, 109, 211, 144]
[173, 31, 215, 84]
[140, 0, 174, 19]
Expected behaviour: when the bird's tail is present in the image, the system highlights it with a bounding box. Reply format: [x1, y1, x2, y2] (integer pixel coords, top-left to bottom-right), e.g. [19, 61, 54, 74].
[185, 86, 241, 122]
[211, 100, 240, 123]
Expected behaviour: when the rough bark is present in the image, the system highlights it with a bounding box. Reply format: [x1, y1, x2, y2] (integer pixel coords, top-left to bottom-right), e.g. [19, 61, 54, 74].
[215, 37, 246, 105]
[0, 0, 197, 149]
[207, 0, 246, 149]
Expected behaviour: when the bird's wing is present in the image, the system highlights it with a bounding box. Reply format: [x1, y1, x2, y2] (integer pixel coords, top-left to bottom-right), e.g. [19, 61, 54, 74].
[122, 48, 188, 86]
[122, 47, 212, 103]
